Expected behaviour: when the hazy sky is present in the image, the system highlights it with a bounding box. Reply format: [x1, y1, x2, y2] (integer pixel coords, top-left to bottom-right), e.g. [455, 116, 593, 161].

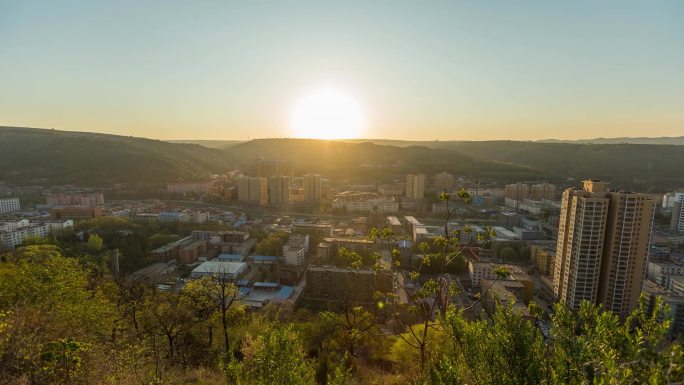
[1, 0, 683, 140]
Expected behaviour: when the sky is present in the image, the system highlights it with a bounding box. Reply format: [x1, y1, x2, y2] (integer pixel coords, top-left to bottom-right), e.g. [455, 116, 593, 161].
[1, 0, 683, 141]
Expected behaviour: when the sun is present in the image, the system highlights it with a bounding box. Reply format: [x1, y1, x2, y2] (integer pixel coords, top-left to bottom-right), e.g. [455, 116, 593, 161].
[290, 87, 365, 139]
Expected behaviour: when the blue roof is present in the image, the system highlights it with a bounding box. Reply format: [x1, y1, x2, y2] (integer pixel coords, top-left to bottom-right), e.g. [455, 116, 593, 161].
[253, 282, 279, 288]
[218, 254, 243, 262]
[253, 255, 278, 262]
[236, 279, 250, 287]
[276, 286, 294, 300]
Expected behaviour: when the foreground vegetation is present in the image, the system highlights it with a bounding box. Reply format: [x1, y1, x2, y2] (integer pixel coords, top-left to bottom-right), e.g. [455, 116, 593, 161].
[0, 242, 682, 384]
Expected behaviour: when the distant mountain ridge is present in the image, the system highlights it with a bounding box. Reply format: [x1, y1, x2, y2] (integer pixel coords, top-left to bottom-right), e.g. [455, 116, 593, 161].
[537, 136, 684, 145]
[2, 126, 684, 191]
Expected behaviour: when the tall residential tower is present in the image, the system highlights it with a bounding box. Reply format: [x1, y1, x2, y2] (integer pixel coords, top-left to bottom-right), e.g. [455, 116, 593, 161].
[552, 180, 655, 315]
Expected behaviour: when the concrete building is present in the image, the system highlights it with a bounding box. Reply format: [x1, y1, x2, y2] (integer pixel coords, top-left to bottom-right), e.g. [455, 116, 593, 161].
[283, 234, 309, 267]
[0, 219, 66, 250]
[406, 174, 425, 199]
[166, 182, 214, 195]
[332, 197, 399, 214]
[50, 206, 102, 220]
[647, 260, 684, 287]
[46, 193, 104, 207]
[237, 177, 268, 205]
[0, 198, 20, 214]
[530, 244, 555, 276]
[642, 280, 684, 336]
[268, 175, 290, 205]
[553, 180, 656, 315]
[434, 172, 454, 192]
[158, 212, 190, 223]
[305, 266, 393, 305]
[505, 183, 530, 202]
[530, 183, 558, 201]
[303, 173, 322, 201]
[670, 192, 684, 232]
[190, 260, 247, 280]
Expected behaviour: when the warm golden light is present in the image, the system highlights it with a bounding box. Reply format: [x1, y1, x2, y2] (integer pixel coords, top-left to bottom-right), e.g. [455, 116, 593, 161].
[290, 87, 364, 139]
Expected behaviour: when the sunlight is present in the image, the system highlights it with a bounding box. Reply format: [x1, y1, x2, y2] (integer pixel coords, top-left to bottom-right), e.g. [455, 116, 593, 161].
[290, 87, 365, 139]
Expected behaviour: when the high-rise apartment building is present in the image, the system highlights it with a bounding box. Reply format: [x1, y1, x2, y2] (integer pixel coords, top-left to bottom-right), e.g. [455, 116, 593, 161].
[268, 175, 290, 205]
[406, 174, 425, 199]
[504, 183, 530, 201]
[0, 198, 20, 214]
[670, 192, 684, 232]
[553, 180, 655, 315]
[530, 183, 558, 201]
[237, 177, 268, 205]
[303, 174, 321, 201]
[434, 172, 455, 192]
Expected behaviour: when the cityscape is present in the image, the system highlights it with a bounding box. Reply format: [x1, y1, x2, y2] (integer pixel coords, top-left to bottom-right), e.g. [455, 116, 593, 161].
[1, 1, 683, 384]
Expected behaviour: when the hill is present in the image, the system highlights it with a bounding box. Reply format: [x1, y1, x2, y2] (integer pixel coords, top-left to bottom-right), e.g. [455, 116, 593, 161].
[3, 127, 683, 191]
[0, 126, 230, 186]
[225, 139, 684, 191]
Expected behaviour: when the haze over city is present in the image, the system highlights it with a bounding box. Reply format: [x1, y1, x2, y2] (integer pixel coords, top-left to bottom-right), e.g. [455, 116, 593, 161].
[1, 0, 683, 141]
[2, 2, 684, 384]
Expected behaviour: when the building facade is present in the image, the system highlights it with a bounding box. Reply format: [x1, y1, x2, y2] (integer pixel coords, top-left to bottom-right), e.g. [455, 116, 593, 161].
[303, 173, 321, 201]
[434, 172, 454, 192]
[268, 175, 291, 205]
[405, 174, 425, 199]
[552, 180, 655, 315]
[0, 198, 20, 214]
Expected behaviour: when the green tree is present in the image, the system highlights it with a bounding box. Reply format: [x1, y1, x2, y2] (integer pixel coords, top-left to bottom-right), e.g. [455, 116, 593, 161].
[223, 323, 316, 385]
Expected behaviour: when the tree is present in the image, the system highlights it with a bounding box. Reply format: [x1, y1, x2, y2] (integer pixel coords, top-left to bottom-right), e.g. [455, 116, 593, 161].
[185, 274, 243, 355]
[223, 322, 316, 385]
[369, 189, 509, 371]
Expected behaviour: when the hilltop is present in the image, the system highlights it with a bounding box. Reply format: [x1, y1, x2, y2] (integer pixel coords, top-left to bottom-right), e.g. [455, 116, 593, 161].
[2, 126, 684, 190]
[0, 126, 230, 186]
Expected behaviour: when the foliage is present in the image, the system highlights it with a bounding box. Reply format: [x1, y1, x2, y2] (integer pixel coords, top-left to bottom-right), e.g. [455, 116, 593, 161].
[255, 231, 290, 256]
[223, 322, 316, 385]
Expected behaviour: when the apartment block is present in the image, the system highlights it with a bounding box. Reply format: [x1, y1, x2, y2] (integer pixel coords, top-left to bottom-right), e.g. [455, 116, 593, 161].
[0, 198, 20, 214]
[303, 173, 322, 201]
[552, 180, 655, 315]
[405, 174, 425, 199]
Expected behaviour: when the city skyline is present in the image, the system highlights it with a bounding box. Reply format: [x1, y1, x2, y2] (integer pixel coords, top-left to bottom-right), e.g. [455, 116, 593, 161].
[1, 1, 683, 141]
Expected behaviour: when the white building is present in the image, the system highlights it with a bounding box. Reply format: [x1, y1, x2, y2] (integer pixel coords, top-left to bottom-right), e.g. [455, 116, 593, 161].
[282, 234, 309, 266]
[0, 198, 20, 214]
[190, 261, 247, 280]
[0, 219, 74, 250]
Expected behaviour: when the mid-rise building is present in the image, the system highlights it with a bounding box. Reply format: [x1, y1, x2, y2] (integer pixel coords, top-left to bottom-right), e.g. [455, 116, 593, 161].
[303, 174, 321, 201]
[166, 182, 214, 195]
[434, 172, 454, 192]
[530, 183, 558, 201]
[671, 192, 684, 232]
[406, 174, 425, 199]
[50, 206, 103, 220]
[504, 183, 530, 202]
[46, 193, 104, 207]
[552, 180, 655, 315]
[268, 175, 291, 205]
[0, 198, 20, 214]
[282, 234, 309, 267]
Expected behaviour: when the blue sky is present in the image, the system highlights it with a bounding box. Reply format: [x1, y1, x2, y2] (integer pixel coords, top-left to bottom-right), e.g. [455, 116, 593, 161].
[1, 0, 682, 140]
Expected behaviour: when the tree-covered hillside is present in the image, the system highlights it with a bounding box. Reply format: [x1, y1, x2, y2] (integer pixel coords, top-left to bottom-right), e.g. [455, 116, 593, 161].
[0, 127, 229, 186]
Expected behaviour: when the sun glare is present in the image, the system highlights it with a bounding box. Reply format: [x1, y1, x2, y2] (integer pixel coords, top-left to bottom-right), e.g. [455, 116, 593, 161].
[290, 87, 365, 139]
